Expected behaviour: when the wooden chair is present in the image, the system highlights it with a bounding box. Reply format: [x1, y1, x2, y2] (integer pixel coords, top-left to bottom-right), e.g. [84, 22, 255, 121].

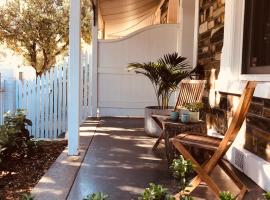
[152, 80, 206, 149]
[172, 81, 257, 199]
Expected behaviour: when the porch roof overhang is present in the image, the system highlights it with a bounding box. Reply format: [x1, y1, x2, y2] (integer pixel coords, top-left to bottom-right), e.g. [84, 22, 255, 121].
[98, 0, 163, 38]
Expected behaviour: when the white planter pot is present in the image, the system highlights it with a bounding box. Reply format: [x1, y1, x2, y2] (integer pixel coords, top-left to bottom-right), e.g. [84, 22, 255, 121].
[179, 107, 189, 115]
[189, 111, 200, 122]
[144, 106, 172, 137]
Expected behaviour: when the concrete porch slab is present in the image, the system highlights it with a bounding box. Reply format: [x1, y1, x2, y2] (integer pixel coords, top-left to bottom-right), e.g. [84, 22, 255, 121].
[31, 118, 100, 200]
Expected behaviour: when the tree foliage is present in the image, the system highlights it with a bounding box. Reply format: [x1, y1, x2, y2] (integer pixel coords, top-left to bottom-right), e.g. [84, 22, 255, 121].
[0, 0, 92, 75]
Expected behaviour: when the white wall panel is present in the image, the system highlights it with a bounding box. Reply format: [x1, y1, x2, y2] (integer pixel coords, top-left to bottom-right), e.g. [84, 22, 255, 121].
[98, 24, 180, 116]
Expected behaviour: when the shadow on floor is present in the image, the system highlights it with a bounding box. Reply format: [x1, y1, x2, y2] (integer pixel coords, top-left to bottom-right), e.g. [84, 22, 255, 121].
[67, 117, 264, 200]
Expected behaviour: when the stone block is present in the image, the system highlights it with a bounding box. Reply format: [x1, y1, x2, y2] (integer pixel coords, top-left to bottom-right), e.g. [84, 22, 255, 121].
[248, 103, 263, 116]
[264, 99, 270, 108]
[215, 42, 223, 53]
[202, 46, 209, 53]
[213, 6, 225, 18]
[210, 26, 224, 43]
[246, 114, 270, 133]
[199, 22, 208, 34]
[200, 30, 212, 40]
[245, 124, 270, 162]
[211, 107, 228, 134]
[208, 20, 215, 29]
[214, 53, 221, 61]
[263, 108, 270, 119]
[252, 97, 264, 104]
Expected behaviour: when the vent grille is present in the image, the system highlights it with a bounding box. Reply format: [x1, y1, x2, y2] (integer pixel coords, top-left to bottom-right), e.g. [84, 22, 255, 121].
[232, 147, 245, 171]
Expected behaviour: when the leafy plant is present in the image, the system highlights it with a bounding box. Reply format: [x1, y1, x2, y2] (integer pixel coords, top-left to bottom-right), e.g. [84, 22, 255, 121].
[128, 52, 191, 109]
[183, 102, 204, 112]
[21, 193, 35, 200]
[170, 155, 194, 199]
[264, 192, 270, 200]
[83, 192, 109, 200]
[138, 183, 175, 200]
[0, 109, 33, 162]
[180, 196, 194, 200]
[219, 191, 236, 200]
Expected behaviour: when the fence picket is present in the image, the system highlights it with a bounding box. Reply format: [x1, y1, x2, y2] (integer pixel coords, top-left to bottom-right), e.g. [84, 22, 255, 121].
[29, 80, 35, 135]
[36, 77, 41, 138]
[44, 72, 49, 138]
[58, 65, 63, 134]
[40, 75, 45, 137]
[62, 64, 67, 133]
[83, 52, 88, 120]
[53, 67, 58, 138]
[15, 51, 92, 139]
[49, 69, 53, 138]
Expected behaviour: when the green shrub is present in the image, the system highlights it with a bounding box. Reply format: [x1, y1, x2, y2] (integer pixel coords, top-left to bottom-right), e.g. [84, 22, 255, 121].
[264, 192, 270, 200]
[83, 192, 109, 200]
[170, 155, 194, 200]
[180, 196, 194, 200]
[0, 109, 33, 162]
[219, 191, 236, 200]
[138, 183, 175, 200]
[170, 155, 193, 191]
[21, 193, 35, 200]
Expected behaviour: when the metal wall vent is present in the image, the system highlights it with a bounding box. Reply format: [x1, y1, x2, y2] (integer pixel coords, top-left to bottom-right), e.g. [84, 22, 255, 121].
[232, 147, 245, 172]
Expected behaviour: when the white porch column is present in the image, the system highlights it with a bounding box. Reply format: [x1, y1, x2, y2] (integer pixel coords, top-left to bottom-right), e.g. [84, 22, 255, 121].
[178, 0, 198, 67]
[91, 0, 98, 117]
[68, 0, 81, 156]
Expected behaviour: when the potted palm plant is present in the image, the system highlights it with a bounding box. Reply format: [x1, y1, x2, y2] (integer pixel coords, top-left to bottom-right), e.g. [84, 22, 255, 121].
[128, 52, 191, 137]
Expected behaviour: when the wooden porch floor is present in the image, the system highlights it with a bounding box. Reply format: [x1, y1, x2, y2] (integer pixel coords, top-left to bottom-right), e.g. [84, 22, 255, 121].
[67, 117, 264, 200]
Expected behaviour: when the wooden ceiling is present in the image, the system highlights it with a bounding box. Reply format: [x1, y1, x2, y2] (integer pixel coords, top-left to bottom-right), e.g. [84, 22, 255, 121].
[99, 0, 162, 37]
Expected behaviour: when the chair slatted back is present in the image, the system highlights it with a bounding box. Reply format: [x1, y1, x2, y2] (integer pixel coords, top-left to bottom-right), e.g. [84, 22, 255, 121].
[206, 81, 257, 172]
[174, 80, 206, 111]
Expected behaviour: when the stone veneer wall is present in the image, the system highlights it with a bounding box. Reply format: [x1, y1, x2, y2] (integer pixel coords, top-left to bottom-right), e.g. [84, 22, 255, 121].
[197, 0, 270, 162]
[197, 0, 225, 86]
[207, 93, 270, 162]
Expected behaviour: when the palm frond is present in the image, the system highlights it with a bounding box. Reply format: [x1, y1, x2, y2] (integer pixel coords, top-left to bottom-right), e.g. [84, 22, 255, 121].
[127, 52, 192, 108]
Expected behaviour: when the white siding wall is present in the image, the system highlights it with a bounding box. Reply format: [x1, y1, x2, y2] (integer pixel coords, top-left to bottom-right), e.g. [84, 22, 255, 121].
[97, 24, 180, 116]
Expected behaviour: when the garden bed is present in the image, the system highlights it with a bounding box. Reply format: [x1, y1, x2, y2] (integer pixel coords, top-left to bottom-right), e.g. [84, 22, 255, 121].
[0, 140, 67, 200]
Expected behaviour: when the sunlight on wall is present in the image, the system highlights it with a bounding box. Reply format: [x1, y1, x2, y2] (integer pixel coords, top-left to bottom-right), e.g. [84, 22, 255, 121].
[209, 68, 217, 108]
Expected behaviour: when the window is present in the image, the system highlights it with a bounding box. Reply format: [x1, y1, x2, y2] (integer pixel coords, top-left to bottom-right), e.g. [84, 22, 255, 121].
[242, 0, 270, 74]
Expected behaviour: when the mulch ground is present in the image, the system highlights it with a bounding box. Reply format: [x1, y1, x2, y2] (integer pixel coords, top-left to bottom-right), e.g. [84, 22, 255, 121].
[0, 140, 67, 200]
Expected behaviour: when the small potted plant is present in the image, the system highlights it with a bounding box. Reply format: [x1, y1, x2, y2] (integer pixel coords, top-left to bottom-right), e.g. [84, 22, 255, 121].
[83, 192, 109, 200]
[170, 155, 194, 200]
[138, 183, 175, 200]
[183, 102, 203, 122]
[263, 192, 270, 200]
[219, 191, 236, 200]
[21, 194, 35, 200]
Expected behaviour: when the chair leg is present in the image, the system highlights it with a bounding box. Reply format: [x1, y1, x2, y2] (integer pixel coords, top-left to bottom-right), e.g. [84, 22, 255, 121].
[172, 140, 221, 197]
[152, 131, 164, 150]
[218, 160, 248, 200]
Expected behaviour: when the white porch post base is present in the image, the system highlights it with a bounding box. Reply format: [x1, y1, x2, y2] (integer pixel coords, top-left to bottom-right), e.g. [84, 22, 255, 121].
[68, 0, 81, 156]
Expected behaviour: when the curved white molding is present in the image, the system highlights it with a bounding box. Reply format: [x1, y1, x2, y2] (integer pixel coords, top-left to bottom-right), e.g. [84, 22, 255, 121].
[99, 24, 180, 43]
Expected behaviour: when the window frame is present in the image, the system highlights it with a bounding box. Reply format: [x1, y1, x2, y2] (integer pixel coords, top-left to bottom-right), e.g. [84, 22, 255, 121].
[241, 0, 270, 75]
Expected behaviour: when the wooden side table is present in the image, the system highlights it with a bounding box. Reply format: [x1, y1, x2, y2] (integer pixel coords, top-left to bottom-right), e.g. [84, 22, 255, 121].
[162, 119, 207, 164]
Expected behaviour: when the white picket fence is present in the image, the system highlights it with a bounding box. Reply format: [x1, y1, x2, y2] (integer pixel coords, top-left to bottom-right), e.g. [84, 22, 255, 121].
[0, 73, 4, 125]
[16, 51, 92, 138]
